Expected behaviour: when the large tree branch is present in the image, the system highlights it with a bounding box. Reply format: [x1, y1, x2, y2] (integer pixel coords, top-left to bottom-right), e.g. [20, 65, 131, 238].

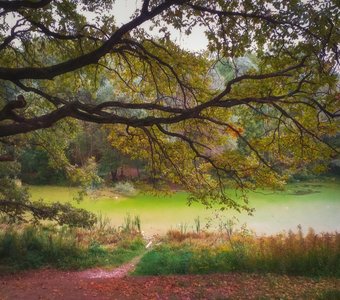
[0, 101, 76, 137]
[0, 0, 183, 80]
[0, 18, 29, 52]
[0, 59, 309, 137]
[13, 80, 66, 106]
[0, 95, 294, 138]
[0, 95, 27, 121]
[0, 0, 52, 10]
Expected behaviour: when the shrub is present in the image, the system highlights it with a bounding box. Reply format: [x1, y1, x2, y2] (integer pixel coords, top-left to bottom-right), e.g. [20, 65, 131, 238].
[113, 181, 137, 196]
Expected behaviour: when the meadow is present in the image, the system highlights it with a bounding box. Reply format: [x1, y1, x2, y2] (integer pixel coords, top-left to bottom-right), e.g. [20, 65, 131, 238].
[29, 179, 340, 236]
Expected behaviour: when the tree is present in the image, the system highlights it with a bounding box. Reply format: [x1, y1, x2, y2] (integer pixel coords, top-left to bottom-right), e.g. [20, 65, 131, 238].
[0, 0, 339, 213]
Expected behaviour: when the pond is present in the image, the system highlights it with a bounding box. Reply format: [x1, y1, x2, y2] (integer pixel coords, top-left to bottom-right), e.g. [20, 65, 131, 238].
[29, 180, 340, 236]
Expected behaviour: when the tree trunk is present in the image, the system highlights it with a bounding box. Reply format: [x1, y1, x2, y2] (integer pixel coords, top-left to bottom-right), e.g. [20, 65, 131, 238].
[110, 169, 117, 182]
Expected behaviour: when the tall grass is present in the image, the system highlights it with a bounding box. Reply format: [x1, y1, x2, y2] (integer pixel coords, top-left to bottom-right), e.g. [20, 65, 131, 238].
[134, 228, 340, 277]
[119, 214, 141, 233]
[0, 226, 80, 270]
[242, 228, 340, 276]
[0, 223, 145, 272]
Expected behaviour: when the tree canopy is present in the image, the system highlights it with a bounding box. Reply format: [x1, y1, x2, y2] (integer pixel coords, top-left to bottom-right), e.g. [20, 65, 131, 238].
[0, 0, 339, 213]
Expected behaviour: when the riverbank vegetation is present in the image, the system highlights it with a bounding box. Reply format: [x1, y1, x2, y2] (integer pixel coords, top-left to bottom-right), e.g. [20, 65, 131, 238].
[135, 228, 340, 278]
[0, 217, 144, 272]
[1, 218, 339, 280]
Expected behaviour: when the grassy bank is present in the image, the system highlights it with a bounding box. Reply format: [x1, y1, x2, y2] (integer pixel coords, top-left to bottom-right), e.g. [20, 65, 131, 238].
[1, 223, 339, 279]
[134, 229, 340, 277]
[0, 223, 145, 272]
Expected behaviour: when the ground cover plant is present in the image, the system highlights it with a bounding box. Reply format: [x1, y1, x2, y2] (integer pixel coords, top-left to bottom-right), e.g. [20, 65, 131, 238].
[134, 228, 340, 277]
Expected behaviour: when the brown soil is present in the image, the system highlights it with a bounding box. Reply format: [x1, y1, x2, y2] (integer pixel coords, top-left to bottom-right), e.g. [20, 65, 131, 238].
[1, 264, 339, 300]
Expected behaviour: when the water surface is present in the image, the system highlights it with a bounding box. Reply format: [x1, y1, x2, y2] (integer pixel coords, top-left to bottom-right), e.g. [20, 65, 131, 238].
[29, 180, 340, 236]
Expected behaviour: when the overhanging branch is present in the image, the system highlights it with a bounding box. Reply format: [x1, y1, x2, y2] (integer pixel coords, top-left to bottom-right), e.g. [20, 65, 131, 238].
[0, 0, 181, 80]
[0, 0, 52, 10]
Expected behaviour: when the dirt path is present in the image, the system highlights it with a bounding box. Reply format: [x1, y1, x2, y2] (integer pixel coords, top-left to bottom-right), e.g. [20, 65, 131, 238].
[79, 255, 142, 279]
[1, 265, 339, 300]
[0, 257, 143, 300]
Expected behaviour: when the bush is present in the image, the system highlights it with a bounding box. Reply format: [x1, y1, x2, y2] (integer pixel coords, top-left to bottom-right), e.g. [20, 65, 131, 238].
[20, 149, 67, 185]
[113, 181, 136, 196]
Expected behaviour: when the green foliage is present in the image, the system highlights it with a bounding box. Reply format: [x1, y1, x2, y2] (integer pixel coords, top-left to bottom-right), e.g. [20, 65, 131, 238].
[20, 148, 67, 185]
[0, 121, 99, 226]
[1, 0, 339, 213]
[134, 229, 340, 277]
[0, 177, 97, 227]
[0, 225, 145, 271]
[67, 157, 103, 190]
